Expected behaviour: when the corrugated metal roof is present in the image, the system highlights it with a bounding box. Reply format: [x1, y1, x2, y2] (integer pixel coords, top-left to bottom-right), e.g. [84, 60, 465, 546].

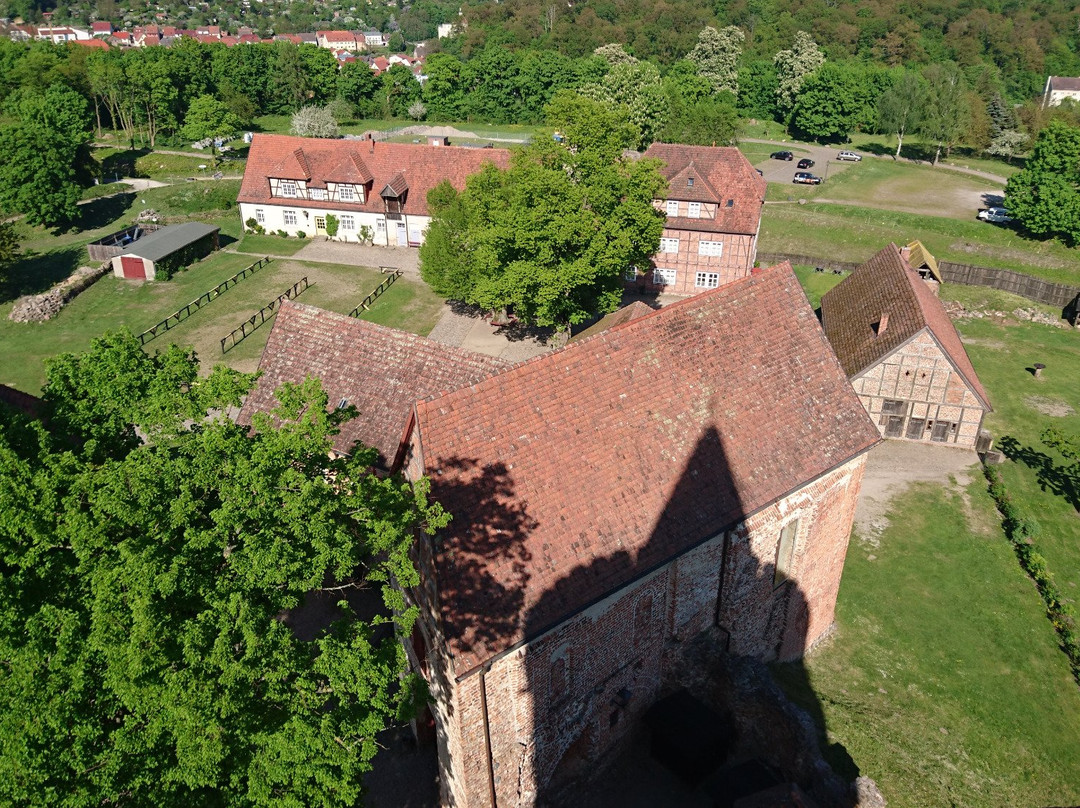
[120, 223, 219, 262]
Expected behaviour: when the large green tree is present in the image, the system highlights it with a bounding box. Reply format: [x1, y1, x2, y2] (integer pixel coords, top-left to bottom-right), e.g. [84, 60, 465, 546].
[0, 83, 93, 229]
[774, 31, 825, 119]
[0, 331, 446, 806]
[181, 94, 242, 164]
[919, 62, 970, 165]
[420, 97, 665, 331]
[686, 25, 744, 97]
[1005, 120, 1080, 244]
[876, 69, 925, 157]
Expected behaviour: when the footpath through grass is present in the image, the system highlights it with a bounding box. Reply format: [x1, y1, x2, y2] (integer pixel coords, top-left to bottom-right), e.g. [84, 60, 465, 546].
[775, 481, 1080, 807]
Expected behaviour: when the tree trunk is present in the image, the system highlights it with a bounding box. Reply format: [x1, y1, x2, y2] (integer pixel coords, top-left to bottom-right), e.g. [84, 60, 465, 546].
[895, 130, 904, 159]
[933, 142, 942, 165]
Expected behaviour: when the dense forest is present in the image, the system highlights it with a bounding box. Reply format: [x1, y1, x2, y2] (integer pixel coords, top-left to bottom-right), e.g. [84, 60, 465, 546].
[454, 0, 1080, 103]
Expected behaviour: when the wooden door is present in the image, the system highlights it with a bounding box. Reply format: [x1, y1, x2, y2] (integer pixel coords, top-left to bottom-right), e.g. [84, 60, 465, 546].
[931, 421, 952, 442]
[884, 415, 905, 438]
[396, 222, 408, 246]
[121, 256, 145, 280]
[905, 418, 926, 439]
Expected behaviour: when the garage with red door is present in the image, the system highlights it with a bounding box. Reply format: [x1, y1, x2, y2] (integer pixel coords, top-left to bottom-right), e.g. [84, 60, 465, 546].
[111, 222, 220, 282]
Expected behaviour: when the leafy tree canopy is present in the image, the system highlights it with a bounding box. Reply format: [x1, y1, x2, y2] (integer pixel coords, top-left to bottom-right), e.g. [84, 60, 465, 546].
[1005, 120, 1080, 244]
[420, 98, 665, 331]
[181, 94, 243, 162]
[0, 331, 447, 806]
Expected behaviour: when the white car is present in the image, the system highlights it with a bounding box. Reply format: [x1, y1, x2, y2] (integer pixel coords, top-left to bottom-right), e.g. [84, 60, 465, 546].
[977, 207, 1012, 223]
[836, 150, 862, 161]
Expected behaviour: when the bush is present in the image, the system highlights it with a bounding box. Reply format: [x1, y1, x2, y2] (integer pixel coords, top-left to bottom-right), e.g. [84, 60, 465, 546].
[277, 229, 288, 238]
[296, 230, 306, 239]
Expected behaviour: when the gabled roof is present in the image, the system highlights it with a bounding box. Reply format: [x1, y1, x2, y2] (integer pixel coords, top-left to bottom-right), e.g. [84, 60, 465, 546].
[820, 243, 991, 408]
[643, 142, 767, 236]
[903, 240, 941, 283]
[238, 134, 511, 217]
[237, 301, 511, 466]
[317, 30, 355, 41]
[325, 152, 373, 184]
[380, 171, 408, 197]
[414, 263, 880, 678]
[570, 300, 654, 342]
[1048, 76, 1080, 92]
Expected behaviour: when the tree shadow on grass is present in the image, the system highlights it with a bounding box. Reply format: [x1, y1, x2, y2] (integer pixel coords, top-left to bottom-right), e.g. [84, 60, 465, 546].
[78, 192, 138, 232]
[998, 435, 1080, 512]
[98, 148, 151, 180]
[1, 245, 85, 302]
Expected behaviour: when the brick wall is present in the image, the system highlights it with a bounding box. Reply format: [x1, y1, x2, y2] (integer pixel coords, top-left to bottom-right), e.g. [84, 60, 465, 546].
[431, 454, 867, 806]
[853, 331, 986, 447]
[634, 228, 757, 296]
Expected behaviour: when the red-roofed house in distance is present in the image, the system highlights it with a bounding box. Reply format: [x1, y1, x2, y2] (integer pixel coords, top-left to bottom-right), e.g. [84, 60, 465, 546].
[820, 243, 991, 447]
[238, 263, 879, 805]
[631, 143, 767, 297]
[237, 133, 510, 247]
[316, 30, 358, 51]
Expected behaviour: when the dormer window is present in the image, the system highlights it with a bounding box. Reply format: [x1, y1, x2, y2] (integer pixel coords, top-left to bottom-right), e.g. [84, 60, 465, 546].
[279, 180, 298, 198]
[688, 202, 701, 218]
[310, 188, 327, 201]
[339, 184, 355, 201]
[665, 200, 678, 216]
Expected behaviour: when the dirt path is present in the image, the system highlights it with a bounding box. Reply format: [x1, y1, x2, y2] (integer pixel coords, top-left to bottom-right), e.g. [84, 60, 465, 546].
[855, 440, 981, 543]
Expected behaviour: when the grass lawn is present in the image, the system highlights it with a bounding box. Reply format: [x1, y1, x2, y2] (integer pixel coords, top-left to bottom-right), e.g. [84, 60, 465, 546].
[233, 233, 309, 256]
[775, 481, 1080, 807]
[93, 147, 245, 181]
[791, 263, 845, 308]
[759, 203, 1080, 285]
[0, 250, 444, 393]
[957, 315, 1080, 598]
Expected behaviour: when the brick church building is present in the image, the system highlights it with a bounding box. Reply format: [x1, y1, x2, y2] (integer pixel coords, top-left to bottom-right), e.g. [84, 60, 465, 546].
[241, 263, 880, 806]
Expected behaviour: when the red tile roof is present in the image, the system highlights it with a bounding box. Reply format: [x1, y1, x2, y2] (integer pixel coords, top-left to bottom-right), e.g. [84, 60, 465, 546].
[238, 134, 511, 217]
[317, 30, 355, 41]
[414, 263, 880, 677]
[820, 244, 991, 408]
[570, 300, 654, 342]
[237, 301, 511, 466]
[643, 143, 767, 236]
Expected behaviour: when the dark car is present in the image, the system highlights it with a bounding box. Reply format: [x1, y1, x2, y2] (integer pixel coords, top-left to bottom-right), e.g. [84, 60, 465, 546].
[793, 172, 822, 185]
[797, 158, 815, 169]
[770, 151, 794, 161]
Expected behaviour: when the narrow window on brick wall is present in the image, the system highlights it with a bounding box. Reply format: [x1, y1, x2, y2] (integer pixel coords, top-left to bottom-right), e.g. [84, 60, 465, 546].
[255, 208, 265, 224]
[659, 237, 680, 253]
[698, 240, 723, 257]
[687, 201, 701, 218]
[283, 210, 298, 226]
[774, 518, 799, 587]
[549, 653, 568, 700]
[665, 200, 679, 216]
[634, 595, 653, 648]
[653, 268, 677, 286]
[695, 272, 720, 289]
[338, 184, 354, 201]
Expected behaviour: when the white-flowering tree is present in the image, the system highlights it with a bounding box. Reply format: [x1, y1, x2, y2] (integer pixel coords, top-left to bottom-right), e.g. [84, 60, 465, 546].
[774, 32, 825, 116]
[290, 105, 340, 138]
[407, 100, 428, 121]
[687, 26, 744, 97]
[580, 60, 669, 148]
[593, 43, 638, 66]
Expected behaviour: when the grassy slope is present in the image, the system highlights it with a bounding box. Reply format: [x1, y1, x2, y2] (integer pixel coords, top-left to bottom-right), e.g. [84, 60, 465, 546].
[777, 482, 1080, 807]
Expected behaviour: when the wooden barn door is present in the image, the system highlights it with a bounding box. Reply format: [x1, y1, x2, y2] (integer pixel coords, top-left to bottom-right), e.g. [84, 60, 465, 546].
[121, 256, 145, 280]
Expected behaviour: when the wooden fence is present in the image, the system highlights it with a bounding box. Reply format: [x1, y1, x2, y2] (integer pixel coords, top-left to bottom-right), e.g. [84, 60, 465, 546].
[938, 261, 1080, 308]
[348, 269, 402, 318]
[138, 256, 272, 345]
[759, 251, 1080, 310]
[220, 277, 309, 353]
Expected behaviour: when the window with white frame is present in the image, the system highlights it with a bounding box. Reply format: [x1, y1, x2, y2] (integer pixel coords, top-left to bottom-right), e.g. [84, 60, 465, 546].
[340, 215, 355, 230]
[659, 237, 680, 253]
[665, 200, 679, 216]
[624, 266, 638, 281]
[338, 184, 355, 201]
[255, 208, 265, 224]
[283, 209, 298, 225]
[698, 240, 723, 256]
[695, 271, 720, 289]
[376, 217, 386, 232]
[687, 202, 701, 218]
[279, 180, 298, 198]
[653, 267, 677, 286]
[310, 188, 327, 201]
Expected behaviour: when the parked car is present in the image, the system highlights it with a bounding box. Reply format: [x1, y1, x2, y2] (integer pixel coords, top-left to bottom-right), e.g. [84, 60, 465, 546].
[793, 172, 823, 185]
[797, 158, 815, 169]
[770, 151, 794, 161]
[977, 206, 1012, 223]
[836, 150, 862, 161]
